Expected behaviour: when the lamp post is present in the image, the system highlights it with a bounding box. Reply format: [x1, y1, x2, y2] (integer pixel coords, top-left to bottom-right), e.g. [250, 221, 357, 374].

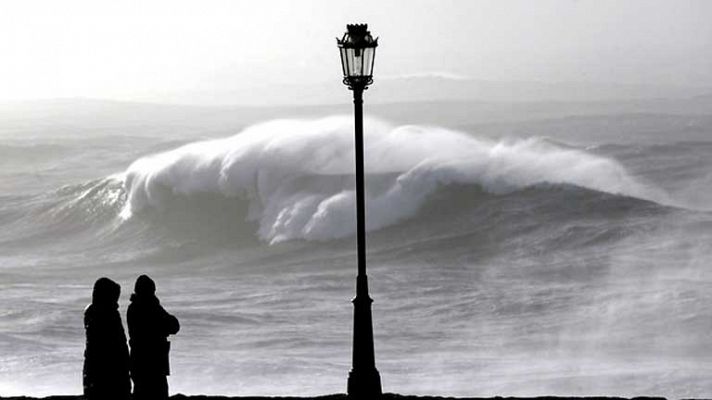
[337, 24, 382, 398]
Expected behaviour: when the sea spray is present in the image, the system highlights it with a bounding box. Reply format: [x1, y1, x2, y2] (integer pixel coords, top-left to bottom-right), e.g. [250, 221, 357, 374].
[120, 116, 665, 244]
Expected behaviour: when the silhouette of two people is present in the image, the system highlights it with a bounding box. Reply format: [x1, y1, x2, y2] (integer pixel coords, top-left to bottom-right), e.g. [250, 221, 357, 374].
[83, 275, 180, 400]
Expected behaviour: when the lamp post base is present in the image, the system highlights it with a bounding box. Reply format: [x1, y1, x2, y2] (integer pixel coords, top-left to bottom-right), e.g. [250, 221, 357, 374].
[347, 367, 382, 399]
[347, 275, 382, 398]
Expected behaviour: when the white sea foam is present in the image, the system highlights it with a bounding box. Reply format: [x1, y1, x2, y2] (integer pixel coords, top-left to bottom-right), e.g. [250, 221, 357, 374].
[121, 116, 665, 244]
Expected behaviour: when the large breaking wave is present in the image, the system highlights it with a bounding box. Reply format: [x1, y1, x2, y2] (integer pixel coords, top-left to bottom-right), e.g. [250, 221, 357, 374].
[117, 116, 667, 244]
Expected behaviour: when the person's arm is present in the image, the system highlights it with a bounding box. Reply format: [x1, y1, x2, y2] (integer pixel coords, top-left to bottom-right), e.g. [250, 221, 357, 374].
[160, 306, 180, 336]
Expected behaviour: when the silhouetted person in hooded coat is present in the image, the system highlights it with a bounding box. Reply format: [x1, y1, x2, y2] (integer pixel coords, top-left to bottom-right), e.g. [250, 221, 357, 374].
[83, 277, 131, 400]
[128, 275, 180, 400]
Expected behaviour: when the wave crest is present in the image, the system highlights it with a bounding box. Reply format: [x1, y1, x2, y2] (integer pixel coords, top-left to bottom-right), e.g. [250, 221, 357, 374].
[120, 116, 665, 244]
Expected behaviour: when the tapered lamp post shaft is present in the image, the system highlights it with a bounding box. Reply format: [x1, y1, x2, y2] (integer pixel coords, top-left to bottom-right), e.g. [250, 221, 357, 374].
[347, 84, 382, 400]
[353, 88, 366, 279]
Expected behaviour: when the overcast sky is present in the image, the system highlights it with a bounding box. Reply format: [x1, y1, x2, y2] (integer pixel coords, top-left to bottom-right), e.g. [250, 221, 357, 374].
[1, 0, 710, 103]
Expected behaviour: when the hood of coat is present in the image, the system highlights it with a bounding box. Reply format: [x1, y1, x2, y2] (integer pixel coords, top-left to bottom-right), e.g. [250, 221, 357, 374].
[91, 277, 120, 307]
[130, 274, 160, 304]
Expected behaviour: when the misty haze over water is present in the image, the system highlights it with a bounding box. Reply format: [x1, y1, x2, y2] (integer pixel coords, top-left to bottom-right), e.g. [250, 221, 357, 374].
[1, 95, 712, 397]
[2, 0, 712, 398]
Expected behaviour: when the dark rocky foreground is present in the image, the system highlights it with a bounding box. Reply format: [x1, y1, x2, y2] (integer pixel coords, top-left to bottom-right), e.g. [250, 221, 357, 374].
[0, 395, 671, 400]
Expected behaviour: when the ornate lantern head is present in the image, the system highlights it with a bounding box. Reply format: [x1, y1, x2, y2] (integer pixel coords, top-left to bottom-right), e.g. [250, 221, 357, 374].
[337, 24, 378, 90]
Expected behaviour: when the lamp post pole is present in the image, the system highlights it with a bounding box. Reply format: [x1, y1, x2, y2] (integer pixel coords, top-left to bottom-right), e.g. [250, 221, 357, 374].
[337, 24, 382, 398]
[353, 86, 366, 280]
[348, 81, 382, 398]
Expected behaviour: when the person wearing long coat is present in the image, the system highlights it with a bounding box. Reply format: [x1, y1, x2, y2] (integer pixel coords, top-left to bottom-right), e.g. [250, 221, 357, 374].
[83, 277, 131, 400]
[127, 275, 180, 400]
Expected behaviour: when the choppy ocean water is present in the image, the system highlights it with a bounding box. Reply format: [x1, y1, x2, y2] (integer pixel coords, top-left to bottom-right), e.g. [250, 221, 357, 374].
[1, 100, 711, 398]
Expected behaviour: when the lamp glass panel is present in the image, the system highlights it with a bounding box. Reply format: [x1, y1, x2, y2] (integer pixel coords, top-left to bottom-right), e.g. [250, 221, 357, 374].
[362, 47, 375, 76]
[345, 48, 353, 76]
[339, 47, 348, 76]
[346, 48, 355, 77]
[345, 48, 354, 76]
[353, 49, 364, 76]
